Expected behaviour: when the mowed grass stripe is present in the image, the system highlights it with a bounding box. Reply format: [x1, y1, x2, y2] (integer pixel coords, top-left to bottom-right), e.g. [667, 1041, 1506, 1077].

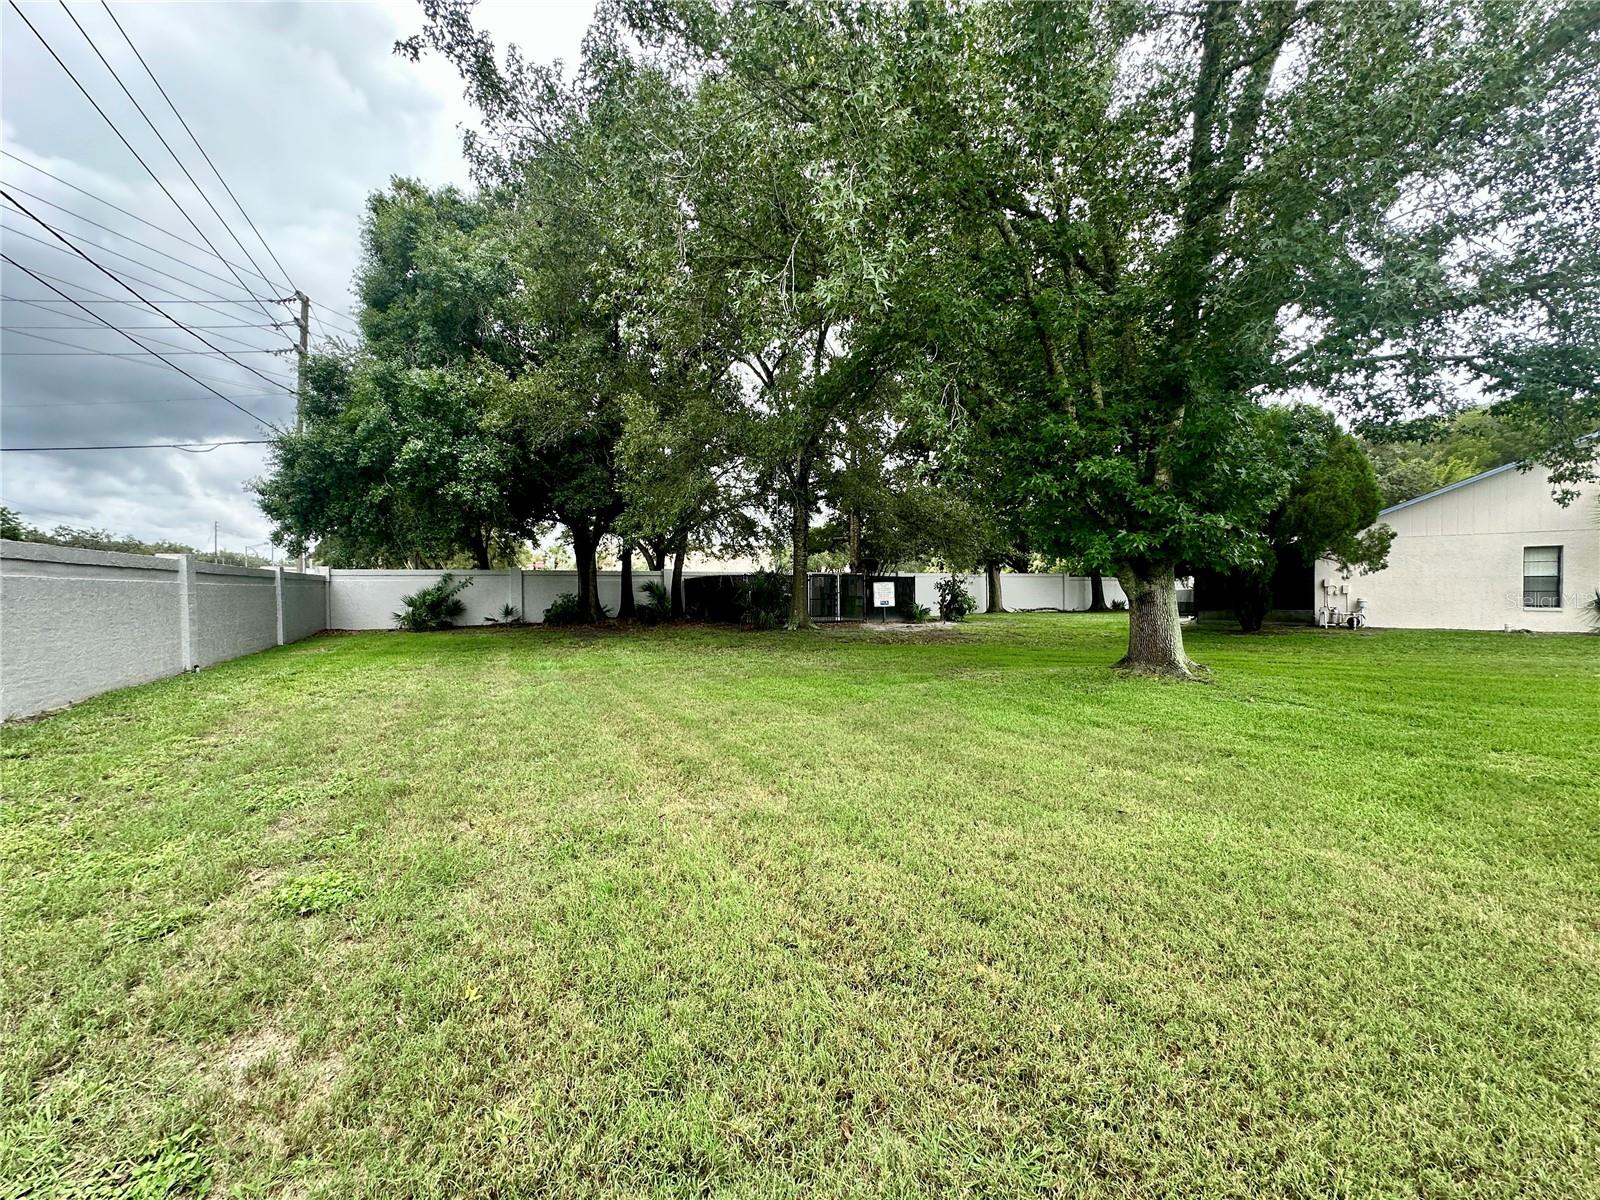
[1, 615, 1596, 1197]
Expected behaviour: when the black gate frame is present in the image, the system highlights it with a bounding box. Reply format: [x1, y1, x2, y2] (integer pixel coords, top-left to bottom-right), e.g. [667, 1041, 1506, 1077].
[807, 573, 916, 622]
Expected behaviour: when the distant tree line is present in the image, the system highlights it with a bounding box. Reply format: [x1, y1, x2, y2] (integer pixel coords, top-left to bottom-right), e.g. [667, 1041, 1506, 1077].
[252, 1, 1599, 675]
[1361, 409, 1550, 509]
[0, 506, 271, 568]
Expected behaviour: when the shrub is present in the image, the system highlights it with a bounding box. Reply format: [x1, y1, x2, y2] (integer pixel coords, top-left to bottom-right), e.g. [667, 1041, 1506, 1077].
[935, 575, 976, 622]
[638, 579, 672, 624]
[741, 571, 792, 629]
[543, 593, 611, 625]
[393, 573, 472, 631]
[1586, 587, 1600, 634]
[484, 602, 521, 626]
[908, 602, 933, 624]
[542, 592, 585, 625]
[1110, 598, 1128, 612]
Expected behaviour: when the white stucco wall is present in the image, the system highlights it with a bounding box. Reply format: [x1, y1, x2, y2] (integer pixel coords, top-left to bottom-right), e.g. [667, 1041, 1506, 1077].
[0, 541, 184, 719]
[1, 543, 331, 720]
[986, 573, 1126, 611]
[327, 569, 668, 629]
[328, 569, 521, 630]
[193, 561, 279, 667]
[909, 572, 986, 613]
[280, 570, 329, 644]
[524, 570, 662, 622]
[322, 568, 1142, 629]
[2, 549, 1175, 719]
[1316, 466, 1599, 632]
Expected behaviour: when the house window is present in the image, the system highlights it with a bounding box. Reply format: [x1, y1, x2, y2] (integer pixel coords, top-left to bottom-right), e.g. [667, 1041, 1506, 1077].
[1523, 546, 1562, 608]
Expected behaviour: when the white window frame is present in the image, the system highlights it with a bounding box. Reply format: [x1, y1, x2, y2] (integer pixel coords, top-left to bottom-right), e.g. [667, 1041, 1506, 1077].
[1522, 545, 1563, 610]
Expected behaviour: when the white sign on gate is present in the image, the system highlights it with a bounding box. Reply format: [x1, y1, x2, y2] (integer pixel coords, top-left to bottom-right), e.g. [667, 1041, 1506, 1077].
[873, 581, 895, 608]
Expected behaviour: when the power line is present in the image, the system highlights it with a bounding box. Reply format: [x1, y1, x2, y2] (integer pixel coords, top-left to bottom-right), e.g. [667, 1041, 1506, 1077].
[2, 281, 293, 387]
[6, 0, 292, 341]
[2, 189, 296, 391]
[4, 391, 281, 409]
[3, 259, 301, 361]
[4, 320, 277, 330]
[2, 281, 294, 385]
[0, 253, 275, 427]
[1, 326, 292, 385]
[1, 150, 288, 293]
[1, 212, 297, 329]
[0, 180, 296, 302]
[0, 284, 303, 375]
[1, 291, 274, 305]
[1, 439, 272, 452]
[2, 219, 300, 346]
[0, 168, 360, 343]
[54, 0, 294, 337]
[6, 324, 200, 354]
[100, 1, 299, 309]
[8, 350, 290, 357]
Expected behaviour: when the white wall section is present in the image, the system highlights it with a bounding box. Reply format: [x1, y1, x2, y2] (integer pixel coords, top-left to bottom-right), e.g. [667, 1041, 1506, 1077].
[0, 546, 1180, 720]
[1, 542, 183, 719]
[1, 541, 328, 720]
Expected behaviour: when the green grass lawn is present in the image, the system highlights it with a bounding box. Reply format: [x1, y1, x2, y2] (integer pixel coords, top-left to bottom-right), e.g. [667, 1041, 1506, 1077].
[2, 615, 1597, 1198]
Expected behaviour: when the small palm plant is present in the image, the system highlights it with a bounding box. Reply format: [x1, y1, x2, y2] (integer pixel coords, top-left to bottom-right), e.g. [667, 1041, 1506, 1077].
[393, 573, 472, 631]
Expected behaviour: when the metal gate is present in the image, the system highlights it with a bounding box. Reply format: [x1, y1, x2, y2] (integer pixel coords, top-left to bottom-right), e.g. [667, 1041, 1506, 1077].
[806, 573, 914, 622]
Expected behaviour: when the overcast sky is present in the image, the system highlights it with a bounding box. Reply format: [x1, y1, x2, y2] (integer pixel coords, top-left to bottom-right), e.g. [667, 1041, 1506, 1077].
[1, 0, 594, 555]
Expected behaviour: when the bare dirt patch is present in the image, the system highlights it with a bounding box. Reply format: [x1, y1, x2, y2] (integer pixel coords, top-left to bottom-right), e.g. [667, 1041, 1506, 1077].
[823, 620, 965, 636]
[213, 1025, 348, 1108]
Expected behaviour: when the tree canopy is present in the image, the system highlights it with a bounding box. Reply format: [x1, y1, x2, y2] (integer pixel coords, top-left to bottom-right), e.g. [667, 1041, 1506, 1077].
[255, 0, 1598, 672]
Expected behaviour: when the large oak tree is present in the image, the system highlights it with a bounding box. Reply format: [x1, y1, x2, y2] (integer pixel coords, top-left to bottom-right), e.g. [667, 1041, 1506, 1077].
[630, 0, 1599, 674]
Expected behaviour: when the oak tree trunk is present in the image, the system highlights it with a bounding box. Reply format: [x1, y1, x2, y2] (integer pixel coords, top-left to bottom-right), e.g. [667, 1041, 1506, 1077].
[985, 562, 1003, 613]
[788, 476, 812, 630]
[1234, 569, 1271, 633]
[670, 537, 686, 619]
[618, 544, 635, 619]
[571, 524, 600, 622]
[1088, 572, 1109, 612]
[1114, 563, 1200, 679]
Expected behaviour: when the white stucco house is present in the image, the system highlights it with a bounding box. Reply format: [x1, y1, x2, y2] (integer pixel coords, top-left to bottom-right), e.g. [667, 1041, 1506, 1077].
[1316, 460, 1598, 632]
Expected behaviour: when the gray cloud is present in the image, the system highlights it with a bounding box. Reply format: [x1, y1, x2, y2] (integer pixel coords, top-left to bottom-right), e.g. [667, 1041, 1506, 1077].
[2, 0, 591, 554]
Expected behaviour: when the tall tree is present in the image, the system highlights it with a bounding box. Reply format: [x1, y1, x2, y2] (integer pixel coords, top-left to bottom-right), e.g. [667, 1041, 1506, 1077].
[658, 71, 902, 627]
[256, 352, 536, 568]
[616, 374, 754, 617]
[399, 11, 707, 620]
[634, 0, 1599, 674]
[1195, 405, 1393, 631]
[260, 169, 637, 609]
[257, 181, 543, 567]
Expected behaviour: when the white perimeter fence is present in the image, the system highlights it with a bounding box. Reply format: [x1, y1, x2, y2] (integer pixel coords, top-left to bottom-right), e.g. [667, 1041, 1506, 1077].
[326, 567, 1126, 630]
[0, 540, 1126, 720]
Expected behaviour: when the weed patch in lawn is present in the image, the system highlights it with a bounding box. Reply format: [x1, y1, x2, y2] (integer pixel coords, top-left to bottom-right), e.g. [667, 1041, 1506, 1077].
[266, 870, 365, 917]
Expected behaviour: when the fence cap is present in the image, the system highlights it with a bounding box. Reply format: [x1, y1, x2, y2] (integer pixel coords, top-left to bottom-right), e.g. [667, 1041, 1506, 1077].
[0, 538, 180, 572]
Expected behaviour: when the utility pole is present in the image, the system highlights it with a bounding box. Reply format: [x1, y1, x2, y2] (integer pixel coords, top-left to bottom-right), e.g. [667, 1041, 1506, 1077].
[292, 289, 310, 572]
[293, 290, 310, 434]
